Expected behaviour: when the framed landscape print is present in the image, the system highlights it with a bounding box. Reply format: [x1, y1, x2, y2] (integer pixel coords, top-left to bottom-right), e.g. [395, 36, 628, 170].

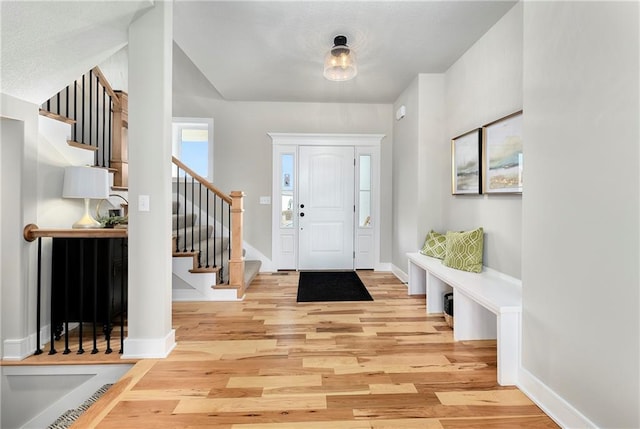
[483, 111, 523, 194]
[451, 128, 482, 195]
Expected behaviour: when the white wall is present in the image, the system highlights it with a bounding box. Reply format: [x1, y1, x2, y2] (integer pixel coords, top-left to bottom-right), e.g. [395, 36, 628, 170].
[173, 48, 394, 264]
[392, 77, 420, 270]
[391, 74, 446, 271]
[521, 2, 639, 428]
[443, 2, 523, 278]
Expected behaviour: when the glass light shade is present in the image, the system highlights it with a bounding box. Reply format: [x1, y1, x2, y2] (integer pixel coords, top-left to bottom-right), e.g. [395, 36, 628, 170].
[63, 166, 109, 228]
[323, 46, 357, 81]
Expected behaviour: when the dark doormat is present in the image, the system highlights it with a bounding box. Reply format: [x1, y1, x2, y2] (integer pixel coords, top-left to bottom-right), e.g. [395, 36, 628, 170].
[297, 271, 373, 302]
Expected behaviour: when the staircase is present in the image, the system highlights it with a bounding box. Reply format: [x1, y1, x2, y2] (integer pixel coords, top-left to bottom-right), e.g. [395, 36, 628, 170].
[171, 193, 261, 301]
[39, 66, 262, 300]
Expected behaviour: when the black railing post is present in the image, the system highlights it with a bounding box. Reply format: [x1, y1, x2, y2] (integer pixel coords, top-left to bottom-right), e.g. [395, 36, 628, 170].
[81, 74, 85, 146]
[34, 238, 43, 355]
[63, 240, 70, 354]
[183, 173, 187, 252]
[175, 173, 180, 253]
[102, 86, 106, 167]
[198, 183, 202, 268]
[190, 177, 195, 252]
[92, 239, 99, 354]
[120, 238, 125, 354]
[77, 240, 85, 354]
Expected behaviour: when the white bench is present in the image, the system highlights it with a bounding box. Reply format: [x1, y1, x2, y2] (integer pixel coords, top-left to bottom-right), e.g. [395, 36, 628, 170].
[407, 252, 522, 386]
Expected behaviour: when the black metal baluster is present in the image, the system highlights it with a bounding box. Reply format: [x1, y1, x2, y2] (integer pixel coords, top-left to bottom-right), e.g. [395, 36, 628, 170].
[175, 174, 180, 253]
[208, 192, 212, 268]
[227, 201, 231, 282]
[49, 240, 59, 355]
[102, 86, 106, 167]
[198, 183, 202, 268]
[92, 239, 99, 354]
[120, 238, 126, 354]
[56, 91, 60, 116]
[81, 74, 85, 145]
[105, 240, 113, 354]
[191, 177, 195, 252]
[183, 173, 187, 252]
[77, 240, 84, 354]
[73, 80, 78, 142]
[63, 240, 70, 354]
[108, 97, 112, 170]
[66, 86, 69, 119]
[34, 238, 43, 355]
[46, 99, 50, 113]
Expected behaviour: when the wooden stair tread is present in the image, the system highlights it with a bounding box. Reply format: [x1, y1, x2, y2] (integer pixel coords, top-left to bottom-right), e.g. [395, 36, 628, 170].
[189, 267, 220, 274]
[39, 109, 76, 124]
[111, 186, 128, 192]
[67, 140, 99, 151]
[173, 251, 198, 258]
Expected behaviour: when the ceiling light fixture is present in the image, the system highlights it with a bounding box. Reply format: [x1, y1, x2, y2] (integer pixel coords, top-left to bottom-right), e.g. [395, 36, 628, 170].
[323, 35, 357, 82]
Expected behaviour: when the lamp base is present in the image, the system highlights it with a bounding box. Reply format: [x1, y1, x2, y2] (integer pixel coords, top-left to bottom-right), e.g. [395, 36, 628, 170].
[72, 198, 102, 229]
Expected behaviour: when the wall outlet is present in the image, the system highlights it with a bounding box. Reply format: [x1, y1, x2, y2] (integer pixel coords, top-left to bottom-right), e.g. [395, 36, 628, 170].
[138, 195, 150, 212]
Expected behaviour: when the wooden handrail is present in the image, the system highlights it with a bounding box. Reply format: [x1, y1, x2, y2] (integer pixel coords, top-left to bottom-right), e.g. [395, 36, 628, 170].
[172, 156, 232, 204]
[23, 223, 127, 242]
[91, 66, 121, 108]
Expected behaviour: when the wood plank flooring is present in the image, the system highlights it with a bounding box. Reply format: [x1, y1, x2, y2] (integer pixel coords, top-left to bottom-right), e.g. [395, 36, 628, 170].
[53, 271, 558, 428]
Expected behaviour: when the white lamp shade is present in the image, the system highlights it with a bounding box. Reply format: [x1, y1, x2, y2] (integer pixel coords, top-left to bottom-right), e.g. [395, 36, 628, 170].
[63, 166, 109, 199]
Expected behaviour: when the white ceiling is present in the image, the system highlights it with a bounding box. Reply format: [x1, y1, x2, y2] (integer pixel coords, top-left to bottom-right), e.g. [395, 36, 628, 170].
[0, 0, 152, 104]
[173, 1, 518, 104]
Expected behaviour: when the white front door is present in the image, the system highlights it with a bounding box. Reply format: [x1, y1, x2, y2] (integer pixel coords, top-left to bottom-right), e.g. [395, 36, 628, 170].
[298, 146, 354, 270]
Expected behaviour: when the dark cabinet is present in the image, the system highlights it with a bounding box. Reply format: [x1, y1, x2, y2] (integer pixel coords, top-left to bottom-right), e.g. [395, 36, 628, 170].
[51, 237, 127, 342]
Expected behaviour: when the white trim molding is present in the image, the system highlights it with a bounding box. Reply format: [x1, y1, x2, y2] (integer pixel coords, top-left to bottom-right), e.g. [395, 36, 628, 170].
[269, 133, 385, 271]
[518, 367, 599, 429]
[122, 329, 176, 359]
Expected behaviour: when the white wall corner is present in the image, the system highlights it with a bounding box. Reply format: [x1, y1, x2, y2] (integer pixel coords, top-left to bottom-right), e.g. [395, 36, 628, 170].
[122, 329, 176, 359]
[518, 367, 599, 429]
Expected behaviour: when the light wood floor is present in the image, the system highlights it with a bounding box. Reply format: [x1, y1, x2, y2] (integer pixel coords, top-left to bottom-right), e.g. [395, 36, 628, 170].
[30, 271, 560, 428]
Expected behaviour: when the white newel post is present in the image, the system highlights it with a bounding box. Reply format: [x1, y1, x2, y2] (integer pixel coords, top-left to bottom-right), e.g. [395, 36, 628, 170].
[123, 0, 176, 358]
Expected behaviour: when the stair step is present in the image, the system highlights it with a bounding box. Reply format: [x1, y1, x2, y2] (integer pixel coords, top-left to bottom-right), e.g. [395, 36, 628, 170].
[172, 213, 197, 229]
[39, 109, 76, 124]
[174, 225, 214, 250]
[189, 266, 220, 274]
[67, 140, 99, 151]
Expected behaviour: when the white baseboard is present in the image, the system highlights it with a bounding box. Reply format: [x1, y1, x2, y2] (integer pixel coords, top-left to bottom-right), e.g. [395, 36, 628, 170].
[3, 325, 52, 361]
[518, 367, 598, 429]
[122, 329, 176, 359]
[391, 263, 408, 284]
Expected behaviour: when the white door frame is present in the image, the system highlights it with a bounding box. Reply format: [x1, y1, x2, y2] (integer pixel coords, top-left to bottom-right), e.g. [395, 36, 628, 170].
[269, 133, 384, 271]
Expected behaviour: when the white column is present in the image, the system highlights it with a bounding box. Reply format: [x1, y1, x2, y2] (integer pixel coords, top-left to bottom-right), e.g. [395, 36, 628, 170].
[1, 95, 40, 360]
[123, 1, 175, 358]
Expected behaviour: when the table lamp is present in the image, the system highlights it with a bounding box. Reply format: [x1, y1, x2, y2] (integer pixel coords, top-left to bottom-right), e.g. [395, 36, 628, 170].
[62, 166, 109, 228]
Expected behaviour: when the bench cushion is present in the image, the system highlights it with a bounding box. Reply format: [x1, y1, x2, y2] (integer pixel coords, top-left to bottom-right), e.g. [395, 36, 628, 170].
[443, 227, 484, 273]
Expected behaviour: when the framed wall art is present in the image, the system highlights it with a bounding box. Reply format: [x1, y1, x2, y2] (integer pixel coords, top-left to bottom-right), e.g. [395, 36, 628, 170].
[451, 128, 482, 195]
[483, 111, 523, 194]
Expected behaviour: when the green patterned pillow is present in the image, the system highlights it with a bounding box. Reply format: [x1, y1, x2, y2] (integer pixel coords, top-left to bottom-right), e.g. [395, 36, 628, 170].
[420, 230, 447, 259]
[443, 227, 484, 273]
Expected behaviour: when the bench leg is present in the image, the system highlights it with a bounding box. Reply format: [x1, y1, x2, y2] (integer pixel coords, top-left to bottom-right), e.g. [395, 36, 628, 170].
[453, 290, 496, 341]
[426, 272, 449, 313]
[407, 260, 426, 295]
[496, 311, 520, 386]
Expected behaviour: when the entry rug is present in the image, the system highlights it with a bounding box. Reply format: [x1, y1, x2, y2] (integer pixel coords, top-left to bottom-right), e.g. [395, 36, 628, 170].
[297, 271, 373, 302]
[48, 384, 112, 429]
